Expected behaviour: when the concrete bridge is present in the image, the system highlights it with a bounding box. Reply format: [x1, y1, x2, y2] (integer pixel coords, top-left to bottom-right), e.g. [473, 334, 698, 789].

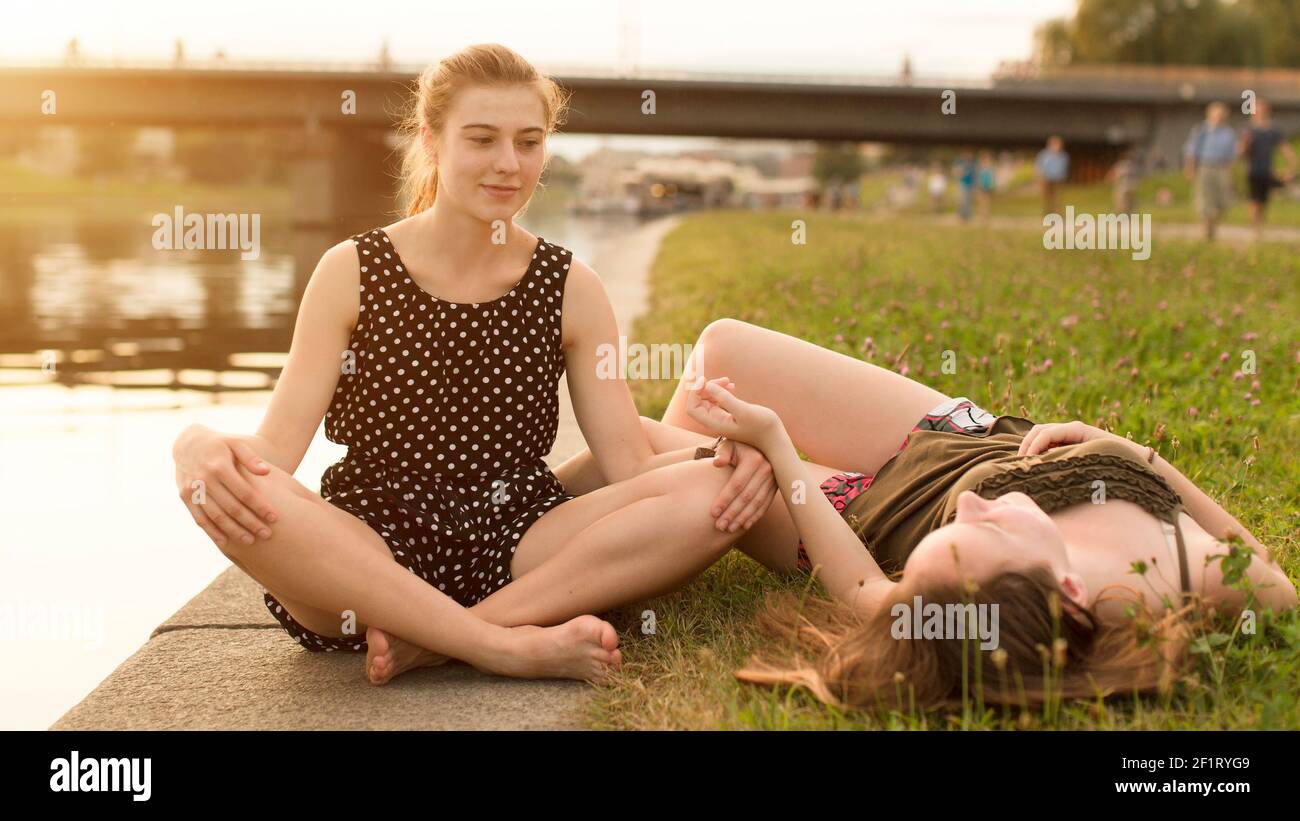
[3, 60, 1298, 231]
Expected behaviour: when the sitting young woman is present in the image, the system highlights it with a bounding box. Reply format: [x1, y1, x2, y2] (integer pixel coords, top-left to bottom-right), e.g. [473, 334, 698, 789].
[551, 318, 1298, 709]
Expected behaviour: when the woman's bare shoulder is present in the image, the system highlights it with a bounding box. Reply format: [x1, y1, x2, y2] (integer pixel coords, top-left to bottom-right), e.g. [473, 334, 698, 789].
[558, 254, 610, 350]
[302, 238, 364, 333]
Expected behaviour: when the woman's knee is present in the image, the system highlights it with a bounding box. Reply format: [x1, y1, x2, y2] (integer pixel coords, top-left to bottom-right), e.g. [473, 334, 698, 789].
[663, 460, 743, 550]
[232, 459, 319, 505]
[212, 464, 319, 561]
[694, 318, 746, 370]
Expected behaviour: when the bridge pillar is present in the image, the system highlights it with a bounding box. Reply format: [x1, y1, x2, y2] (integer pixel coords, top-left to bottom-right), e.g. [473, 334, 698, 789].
[287, 126, 402, 235]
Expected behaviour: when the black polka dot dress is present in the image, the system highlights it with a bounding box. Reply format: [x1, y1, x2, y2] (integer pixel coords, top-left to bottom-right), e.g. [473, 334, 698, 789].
[264, 227, 576, 652]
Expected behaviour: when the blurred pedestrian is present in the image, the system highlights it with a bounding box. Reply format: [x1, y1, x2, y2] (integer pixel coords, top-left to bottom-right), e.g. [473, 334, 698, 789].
[1183, 101, 1236, 241]
[1238, 97, 1297, 240]
[1035, 135, 1069, 216]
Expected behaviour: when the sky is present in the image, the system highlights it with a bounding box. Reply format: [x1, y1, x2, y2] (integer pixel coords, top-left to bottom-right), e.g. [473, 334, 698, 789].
[1, 0, 1075, 77]
[1, 0, 1078, 159]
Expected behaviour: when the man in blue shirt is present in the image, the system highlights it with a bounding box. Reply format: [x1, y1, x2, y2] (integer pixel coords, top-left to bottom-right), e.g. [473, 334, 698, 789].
[1183, 101, 1237, 241]
[1237, 97, 1297, 240]
[1035, 135, 1069, 216]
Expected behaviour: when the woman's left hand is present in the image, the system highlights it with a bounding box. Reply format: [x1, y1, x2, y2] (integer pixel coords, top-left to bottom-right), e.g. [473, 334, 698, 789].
[708, 439, 777, 533]
[686, 376, 782, 532]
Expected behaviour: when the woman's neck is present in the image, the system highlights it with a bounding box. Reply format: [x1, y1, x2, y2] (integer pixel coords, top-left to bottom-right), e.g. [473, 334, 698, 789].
[416, 204, 523, 267]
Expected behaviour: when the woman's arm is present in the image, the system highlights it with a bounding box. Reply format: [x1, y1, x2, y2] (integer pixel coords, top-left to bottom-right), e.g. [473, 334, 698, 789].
[1147, 453, 1267, 556]
[1018, 421, 1271, 556]
[172, 239, 361, 544]
[247, 240, 363, 473]
[686, 379, 897, 614]
[559, 259, 661, 484]
[761, 425, 897, 613]
[559, 262, 780, 530]
[1149, 453, 1296, 609]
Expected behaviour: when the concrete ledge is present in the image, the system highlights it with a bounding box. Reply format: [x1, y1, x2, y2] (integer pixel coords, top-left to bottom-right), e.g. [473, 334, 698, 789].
[152, 565, 280, 634]
[52, 621, 591, 730]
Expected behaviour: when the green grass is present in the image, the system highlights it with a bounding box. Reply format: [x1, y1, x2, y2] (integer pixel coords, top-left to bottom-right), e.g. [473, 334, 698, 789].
[0, 158, 294, 222]
[585, 208, 1300, 729]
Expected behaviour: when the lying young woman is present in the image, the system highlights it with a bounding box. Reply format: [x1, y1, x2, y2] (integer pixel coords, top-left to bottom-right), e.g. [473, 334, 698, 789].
[551, 318, 1298, 708]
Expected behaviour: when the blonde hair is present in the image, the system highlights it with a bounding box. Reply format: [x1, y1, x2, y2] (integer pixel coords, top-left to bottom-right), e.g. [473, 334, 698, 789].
[396, 44, 571, 216]
[735, 564, 1197, 714]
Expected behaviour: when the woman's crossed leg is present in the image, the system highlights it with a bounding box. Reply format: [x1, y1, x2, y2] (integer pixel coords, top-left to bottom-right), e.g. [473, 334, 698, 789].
[214, 452, 745, 684]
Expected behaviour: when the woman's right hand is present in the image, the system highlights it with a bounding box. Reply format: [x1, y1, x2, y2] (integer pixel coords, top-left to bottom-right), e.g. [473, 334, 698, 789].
[173, 425, 278, 548]
[1016, 420, 1143, 459]
[685, 376, 782, 449]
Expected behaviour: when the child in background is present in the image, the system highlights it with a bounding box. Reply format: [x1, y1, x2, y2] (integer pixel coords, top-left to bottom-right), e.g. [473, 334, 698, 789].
[1107, 149, 1139, 214]
[927, 162, 948, 212]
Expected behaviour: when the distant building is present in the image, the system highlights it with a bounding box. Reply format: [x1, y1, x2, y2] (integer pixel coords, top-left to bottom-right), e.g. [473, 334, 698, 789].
[623, 156, 739, 215]
[571, 146, 650, 214]
[571, 144, 821, 215]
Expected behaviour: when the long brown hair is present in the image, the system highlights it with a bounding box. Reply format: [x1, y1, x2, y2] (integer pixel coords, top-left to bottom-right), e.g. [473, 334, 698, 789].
[735, 563, 1196, 713]
[396, 44, 571, 216]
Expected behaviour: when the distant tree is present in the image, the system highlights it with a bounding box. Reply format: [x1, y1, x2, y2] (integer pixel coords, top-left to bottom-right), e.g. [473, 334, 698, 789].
[1034, 0, 1282, 68]
[1246, 0, 1300, 66]
[76, 126, 137, 176]
[540, 153, 580, 187]
[812, 142, 865, 189]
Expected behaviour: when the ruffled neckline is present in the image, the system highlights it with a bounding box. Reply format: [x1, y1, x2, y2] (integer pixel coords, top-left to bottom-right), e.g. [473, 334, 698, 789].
[954, 451, 1183, 524]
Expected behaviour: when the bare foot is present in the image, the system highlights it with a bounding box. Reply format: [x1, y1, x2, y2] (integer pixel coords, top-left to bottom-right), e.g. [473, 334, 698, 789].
[365, 625, 450, 686]
[477, 615, 623, 683]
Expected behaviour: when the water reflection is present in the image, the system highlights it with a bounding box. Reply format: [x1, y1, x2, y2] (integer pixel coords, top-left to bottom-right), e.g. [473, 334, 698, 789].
[0, 201, 644, 390]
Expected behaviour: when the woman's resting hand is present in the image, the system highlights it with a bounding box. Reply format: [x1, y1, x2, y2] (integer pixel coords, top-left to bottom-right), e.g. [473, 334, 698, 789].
[708, 438, 777, 533]
[173, 424, 278, 548]
[686, 377, 783, 532]
[1016, 420, 1145, 460]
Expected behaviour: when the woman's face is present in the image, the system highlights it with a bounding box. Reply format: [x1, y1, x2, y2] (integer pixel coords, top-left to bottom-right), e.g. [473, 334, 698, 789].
[903, 490, 1082, 601]
[423, 83, 548, 222]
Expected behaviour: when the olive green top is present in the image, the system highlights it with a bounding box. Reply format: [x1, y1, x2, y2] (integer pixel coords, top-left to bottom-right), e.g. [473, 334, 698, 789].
[839, 413, 1192, 598]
